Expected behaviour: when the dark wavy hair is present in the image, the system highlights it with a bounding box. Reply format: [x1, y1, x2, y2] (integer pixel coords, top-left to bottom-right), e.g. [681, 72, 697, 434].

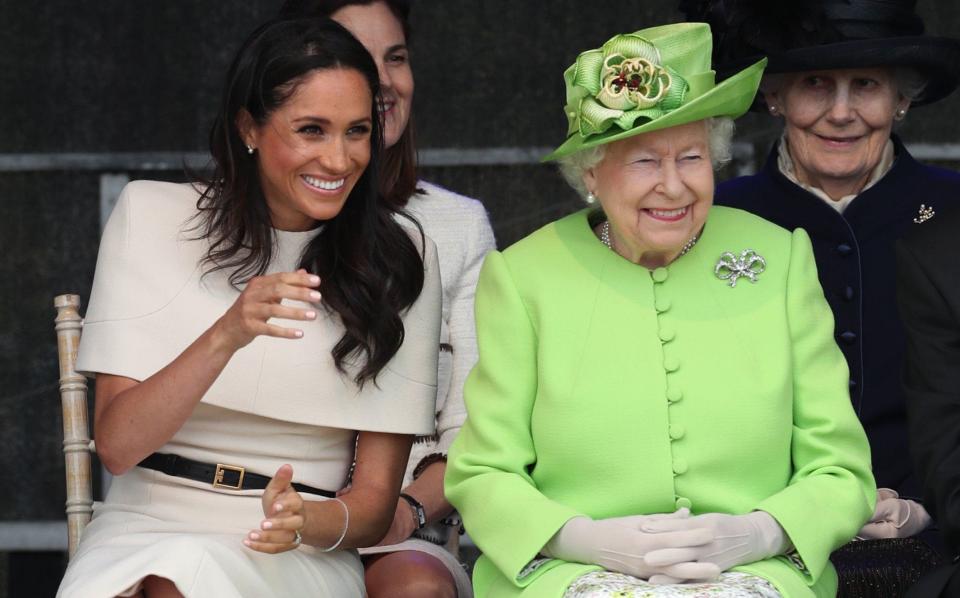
[195, 17, 425, 386]
[278, 0, 421, 209]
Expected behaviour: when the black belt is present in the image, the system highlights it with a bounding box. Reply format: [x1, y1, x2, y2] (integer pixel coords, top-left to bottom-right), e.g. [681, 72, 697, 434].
[138, 453, 336, 498]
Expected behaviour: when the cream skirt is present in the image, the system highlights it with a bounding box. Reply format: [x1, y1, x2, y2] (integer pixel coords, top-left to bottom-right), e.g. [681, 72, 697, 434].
[57, 467, 364, 598]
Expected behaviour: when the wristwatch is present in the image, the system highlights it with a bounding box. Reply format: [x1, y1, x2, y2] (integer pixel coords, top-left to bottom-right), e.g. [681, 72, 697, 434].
[399, 493, 426, 529]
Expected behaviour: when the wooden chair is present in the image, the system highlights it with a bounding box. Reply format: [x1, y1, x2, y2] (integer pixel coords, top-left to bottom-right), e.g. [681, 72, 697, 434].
[54, 294, 94, 559]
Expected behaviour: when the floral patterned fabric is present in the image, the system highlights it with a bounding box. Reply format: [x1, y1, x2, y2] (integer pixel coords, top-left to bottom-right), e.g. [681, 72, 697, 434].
[563, 571, 782, 598]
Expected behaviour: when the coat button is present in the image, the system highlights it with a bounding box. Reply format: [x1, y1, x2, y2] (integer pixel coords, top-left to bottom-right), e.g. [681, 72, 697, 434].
[843, 286, 854, 301]
[663, 355, 680, 372]
[669, 424, 685, 440]
[672, 458, 688, 474]
[659, 324, 676, 342]
[666, 387, 683, 402]
[836, 243, 853, 256]
[652, 268, 669, 283]
[655, 296, 672, 312]
[839, 331, 858, 345]
[675, 497, 692, 510]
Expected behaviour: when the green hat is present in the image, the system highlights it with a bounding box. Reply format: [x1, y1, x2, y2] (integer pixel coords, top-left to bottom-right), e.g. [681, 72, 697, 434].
[543, 22, 766, 161]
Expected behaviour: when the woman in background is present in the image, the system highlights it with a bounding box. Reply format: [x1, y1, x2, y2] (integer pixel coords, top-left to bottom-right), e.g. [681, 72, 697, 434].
[280, 2, 496, 597]
[57, 17, 440, 598]
[683, 0, 960, 540]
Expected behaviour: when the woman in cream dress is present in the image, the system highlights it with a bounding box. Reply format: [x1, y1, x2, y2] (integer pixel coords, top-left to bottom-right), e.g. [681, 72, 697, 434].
[57, 17, 440, 598]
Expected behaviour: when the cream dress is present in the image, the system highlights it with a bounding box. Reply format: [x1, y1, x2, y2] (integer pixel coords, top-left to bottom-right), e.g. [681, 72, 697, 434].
[57, 180, 441, 598]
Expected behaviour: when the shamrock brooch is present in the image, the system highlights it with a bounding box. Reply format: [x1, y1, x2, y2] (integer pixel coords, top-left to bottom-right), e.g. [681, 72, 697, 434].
[715, 250, 766, 287]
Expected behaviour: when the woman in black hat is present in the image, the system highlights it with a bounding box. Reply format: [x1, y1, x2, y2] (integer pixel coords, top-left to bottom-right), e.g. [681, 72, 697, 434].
[683, 0, 960, 543]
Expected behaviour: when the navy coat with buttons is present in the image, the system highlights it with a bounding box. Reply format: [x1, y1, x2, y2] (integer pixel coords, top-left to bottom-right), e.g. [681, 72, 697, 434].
[716, 136, 960, 498]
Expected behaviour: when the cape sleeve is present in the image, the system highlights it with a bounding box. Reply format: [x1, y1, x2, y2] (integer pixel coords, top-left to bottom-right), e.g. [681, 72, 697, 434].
[76, 180, 199, 380]
[370, 233, 442, 434]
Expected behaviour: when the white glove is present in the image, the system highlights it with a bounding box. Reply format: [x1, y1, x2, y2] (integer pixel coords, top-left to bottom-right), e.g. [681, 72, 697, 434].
[643, 511, 789, 583]
[543, 509, 721, 581]
[857, 488, 932, 539]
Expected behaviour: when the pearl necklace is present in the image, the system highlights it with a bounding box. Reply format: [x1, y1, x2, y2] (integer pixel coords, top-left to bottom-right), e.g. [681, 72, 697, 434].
[600, 220, 700, 258]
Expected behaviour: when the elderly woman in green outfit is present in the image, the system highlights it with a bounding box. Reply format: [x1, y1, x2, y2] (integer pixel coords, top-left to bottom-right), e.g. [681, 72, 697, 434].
[446, 23, 876, 598]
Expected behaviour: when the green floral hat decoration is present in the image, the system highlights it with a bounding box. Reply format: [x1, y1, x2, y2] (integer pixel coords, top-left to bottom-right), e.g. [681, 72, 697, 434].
[543, 22, 766, 161]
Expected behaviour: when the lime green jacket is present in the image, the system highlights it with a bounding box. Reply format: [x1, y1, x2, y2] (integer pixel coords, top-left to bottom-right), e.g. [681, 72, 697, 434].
[446, 207, 875, 598]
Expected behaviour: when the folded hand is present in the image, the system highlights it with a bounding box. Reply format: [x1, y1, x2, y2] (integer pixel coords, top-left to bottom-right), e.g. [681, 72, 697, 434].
[857, 488, 931, 539]
[244, 464, 306, 554]
[543, 509, 721, 582]
[643, 511, 788, 584]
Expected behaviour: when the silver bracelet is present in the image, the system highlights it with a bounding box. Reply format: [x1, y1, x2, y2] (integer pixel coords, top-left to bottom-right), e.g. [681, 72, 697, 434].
[320, 497, 349, 552]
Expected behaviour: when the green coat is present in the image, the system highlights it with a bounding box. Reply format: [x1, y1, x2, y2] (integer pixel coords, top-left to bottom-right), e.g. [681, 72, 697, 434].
[446, 207, 876, 598]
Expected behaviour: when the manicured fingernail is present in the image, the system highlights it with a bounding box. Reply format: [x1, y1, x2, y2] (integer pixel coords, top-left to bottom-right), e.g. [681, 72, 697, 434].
[309, 275, 320, 285]
[249, 532, 260, 540]
[294, 330, 304, 338]
[262, 521, 273, 529]
[243, 539, 252, 546]
[305, 310, 316, 319]
[309, 291, 322, 300]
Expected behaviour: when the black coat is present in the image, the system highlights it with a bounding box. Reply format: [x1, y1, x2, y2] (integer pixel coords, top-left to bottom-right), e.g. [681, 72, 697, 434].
[716, 136, 960, 497]
[898, 206, 960, 553]
[898, 206, 960, 595]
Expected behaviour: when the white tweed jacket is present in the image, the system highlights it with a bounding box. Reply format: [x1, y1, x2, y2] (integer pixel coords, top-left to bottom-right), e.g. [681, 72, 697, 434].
[401, 181, 496, 483]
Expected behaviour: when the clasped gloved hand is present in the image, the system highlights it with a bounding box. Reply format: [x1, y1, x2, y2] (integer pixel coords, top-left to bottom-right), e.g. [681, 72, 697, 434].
[642, 511, 789, 584]
[542, 509, 721, 582]
[857, 488, 932, 539]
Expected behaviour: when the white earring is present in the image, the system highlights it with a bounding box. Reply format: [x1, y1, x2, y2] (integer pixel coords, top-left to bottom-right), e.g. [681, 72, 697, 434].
[586, 191, 597, 204]
[895, 108, 907, 120]
[246, 145, 255, 155]
[768, 104, 780, 117]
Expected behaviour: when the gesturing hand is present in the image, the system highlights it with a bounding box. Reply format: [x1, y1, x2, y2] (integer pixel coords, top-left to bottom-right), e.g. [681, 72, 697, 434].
[244, 464, 306, 554]
[543, 509, 721, 582]
[215, 269, 321, 352]
[643, 511, 788, 584]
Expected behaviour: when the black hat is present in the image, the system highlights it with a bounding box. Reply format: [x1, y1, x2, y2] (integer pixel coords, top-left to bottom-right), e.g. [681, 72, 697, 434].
[679, 0, 960, 105]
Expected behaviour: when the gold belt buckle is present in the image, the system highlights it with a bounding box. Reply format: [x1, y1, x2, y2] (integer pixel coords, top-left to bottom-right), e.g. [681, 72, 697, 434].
[213, 463, 245, 490]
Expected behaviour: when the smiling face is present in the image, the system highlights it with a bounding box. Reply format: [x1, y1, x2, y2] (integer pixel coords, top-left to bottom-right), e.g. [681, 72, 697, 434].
[583, 120, 714, 268]
[332, 1, 413, 149]
[766, 67, 909, 199]
[241, 67, 373, 231]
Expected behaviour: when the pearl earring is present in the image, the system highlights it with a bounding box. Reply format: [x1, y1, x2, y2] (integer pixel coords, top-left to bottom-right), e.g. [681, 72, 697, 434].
[586, 192, 597, 204]
[246, 145, 255, 155]
[768, 105, 780, 117]
[895, 108, 907, 120]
